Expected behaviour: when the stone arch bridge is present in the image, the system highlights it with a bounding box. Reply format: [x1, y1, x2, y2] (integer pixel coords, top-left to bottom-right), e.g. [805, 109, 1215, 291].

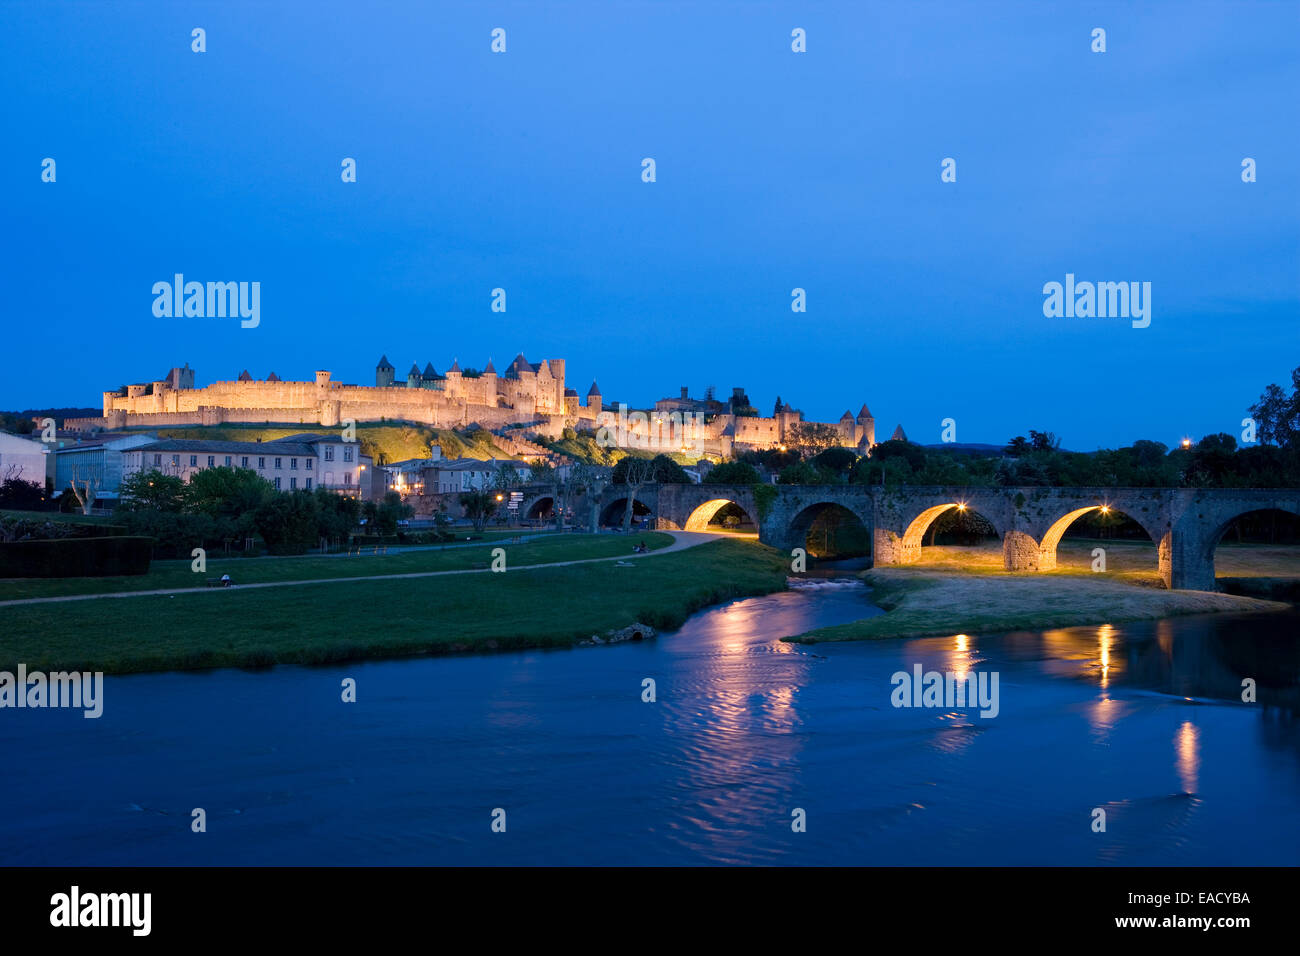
[594, 483, 1300, 591]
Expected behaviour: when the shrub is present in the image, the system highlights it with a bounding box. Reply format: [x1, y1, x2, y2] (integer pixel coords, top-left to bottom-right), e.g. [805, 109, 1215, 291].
[0, 536, 153, 577]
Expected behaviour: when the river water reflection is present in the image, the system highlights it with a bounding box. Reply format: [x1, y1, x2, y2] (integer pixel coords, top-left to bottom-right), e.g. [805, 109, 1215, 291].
[1, 578, 1296, 865]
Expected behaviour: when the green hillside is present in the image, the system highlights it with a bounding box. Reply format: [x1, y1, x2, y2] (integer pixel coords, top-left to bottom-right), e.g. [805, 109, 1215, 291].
[113, 422, 516, 464]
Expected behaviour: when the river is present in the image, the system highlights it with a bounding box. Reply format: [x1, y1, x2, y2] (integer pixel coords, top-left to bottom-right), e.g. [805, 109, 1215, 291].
[2, 576, 1296, 865]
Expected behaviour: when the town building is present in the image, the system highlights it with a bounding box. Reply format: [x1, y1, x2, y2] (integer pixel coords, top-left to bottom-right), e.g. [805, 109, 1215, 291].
[121, 435, 378, 500]
[0, 431, 50, 489]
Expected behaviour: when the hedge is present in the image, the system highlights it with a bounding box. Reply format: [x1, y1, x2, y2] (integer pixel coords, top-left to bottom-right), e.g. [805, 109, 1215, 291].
[0, 536, 154, 578]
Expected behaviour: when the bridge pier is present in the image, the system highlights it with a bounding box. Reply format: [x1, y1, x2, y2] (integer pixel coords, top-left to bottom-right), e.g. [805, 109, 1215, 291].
[1167, 529, 1214, 591]
[1003, 530, 1043, 571]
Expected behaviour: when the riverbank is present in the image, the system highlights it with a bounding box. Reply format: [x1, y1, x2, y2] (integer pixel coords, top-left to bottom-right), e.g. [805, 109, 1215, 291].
[788, 540, 1294, 645]
[0, 532, 674, 603]
[0, 538, 789, 674]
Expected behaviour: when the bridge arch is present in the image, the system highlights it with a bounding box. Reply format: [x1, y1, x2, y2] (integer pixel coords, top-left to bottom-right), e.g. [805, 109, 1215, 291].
[1037, 504, 1170, 579]
[1201, 504, 1300, 585]
[896, 500, 1007, 565]
[599, 495, 654, 529]
[523, 495, 555, 521]
[683, 498, 757, 532]
[787, 500, 872, 559]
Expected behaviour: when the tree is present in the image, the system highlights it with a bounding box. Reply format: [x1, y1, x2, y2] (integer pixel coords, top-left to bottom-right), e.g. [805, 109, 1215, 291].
[1029, 430, 1061, 452]
[66, 464, 101, 516]
[254, 491, 321, 555]
[811, 446, 859, 478]
[787, 422, 840, 450]
[615, 456, 655, 533]
[363, 491, 410, 534]
[777, 461, 820, 484]
[186, 466, 274, 519]
[611, 453, 688, 484]
[1005, 436, 1030, 457]
[119, 469, 186, 512]
[314, 487, 360, 544]
[0, 477, 43, 509]
[569, 463, 610, 534]
[1248, 367, 1300, 449]
[704, 460, 761, 484]
[459, 489, 497, 532]
[493, 462, 523, 490]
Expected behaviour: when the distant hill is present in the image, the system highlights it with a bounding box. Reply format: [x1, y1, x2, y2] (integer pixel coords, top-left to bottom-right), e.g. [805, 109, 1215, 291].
[920, 442, 1008, 454]
[0, 408, 98, 433]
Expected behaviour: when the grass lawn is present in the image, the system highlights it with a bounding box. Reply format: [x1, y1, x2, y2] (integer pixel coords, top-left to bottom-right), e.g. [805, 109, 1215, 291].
[0, 539, 788, 674]
[786, 538, 1298, 645]
[0, 532, 672, 601]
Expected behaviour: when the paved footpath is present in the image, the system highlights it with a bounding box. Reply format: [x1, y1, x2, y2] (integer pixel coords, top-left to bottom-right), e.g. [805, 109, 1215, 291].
[0, 532, 724, 608]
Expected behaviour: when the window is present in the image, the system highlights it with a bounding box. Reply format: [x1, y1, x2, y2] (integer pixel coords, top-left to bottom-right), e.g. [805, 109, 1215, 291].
[290, 477, 297, 490]
[343, 448, 354, 462]
[224, 456, 232, 467]
[305, 478, 312, 490]
[274, 458, 282, 469]
[258, 457, 265, 469]
[153, 454, 162, 466]
[190, 455, 198, 466]
[241, 457, 249, 468]
[344, 472, 352, 486]
[207, 456, 215, 467]
[324, 446, 334, 461]
[291, 458, 298, 469]
[305, 459, 312, 471]
[274, 477, 281, 490]
[172, 454, 180, 466]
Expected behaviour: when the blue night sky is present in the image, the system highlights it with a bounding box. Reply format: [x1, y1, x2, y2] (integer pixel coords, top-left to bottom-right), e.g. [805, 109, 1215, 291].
[3, 1, 1296, 450]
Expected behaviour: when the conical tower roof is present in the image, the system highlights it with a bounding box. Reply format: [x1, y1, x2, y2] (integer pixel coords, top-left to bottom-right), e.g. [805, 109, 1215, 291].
[449, 359, 461, 373]
[266, 372, 280, 382]
[891, 424, 907, 441]
[587, 381, 601, 396]
[857, 404, 874, 421]
[423, 362, 437, 378]
[408, 363, 421, 376]
[237, 369, 252, 382]
[484, 358, 496, 374]
[376, 355, 394, 370]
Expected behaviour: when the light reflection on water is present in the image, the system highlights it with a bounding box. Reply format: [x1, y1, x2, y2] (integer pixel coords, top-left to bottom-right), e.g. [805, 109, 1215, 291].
[0, 579, 1295, 866]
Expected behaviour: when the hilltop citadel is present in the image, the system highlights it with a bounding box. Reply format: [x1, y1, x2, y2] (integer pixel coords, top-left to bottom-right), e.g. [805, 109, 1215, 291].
[68, 355, 884, 457]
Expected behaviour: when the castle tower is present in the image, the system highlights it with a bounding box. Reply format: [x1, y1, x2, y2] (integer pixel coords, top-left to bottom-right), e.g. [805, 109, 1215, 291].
[376, 355, 395, 387]
[838, 410, 856, 444]
[422, 362, 438, 390]
[547, 359, 566, 412]
[407, 363, 422, 388]
[445, 359, 463, 399]
[890, 424, 908, 442]
[856, 403, 875, 448]
[587, 381, 602, 416]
